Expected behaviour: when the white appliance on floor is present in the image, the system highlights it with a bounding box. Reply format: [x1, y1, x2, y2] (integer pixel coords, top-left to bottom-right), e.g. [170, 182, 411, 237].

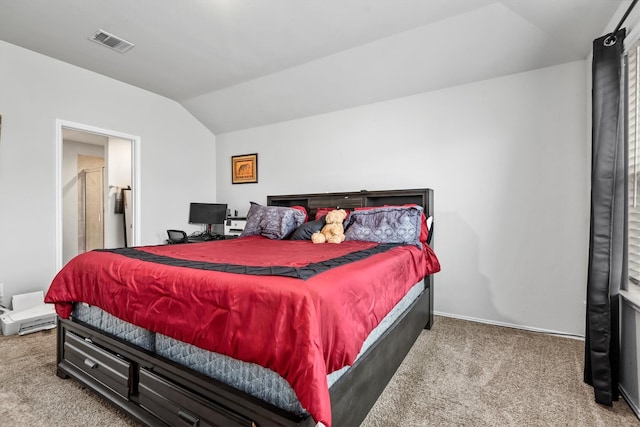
[0, 291, 56, 336]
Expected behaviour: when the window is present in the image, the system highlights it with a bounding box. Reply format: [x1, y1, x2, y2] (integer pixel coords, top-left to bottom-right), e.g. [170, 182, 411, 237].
[628, 42, 640, 287]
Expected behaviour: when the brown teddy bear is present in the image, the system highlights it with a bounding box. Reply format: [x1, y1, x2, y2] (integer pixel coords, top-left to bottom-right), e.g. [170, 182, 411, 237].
[312, 209, 348, 244]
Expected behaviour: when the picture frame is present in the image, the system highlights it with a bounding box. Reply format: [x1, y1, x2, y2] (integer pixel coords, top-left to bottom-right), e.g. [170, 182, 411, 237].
[231, 153, 258, 184]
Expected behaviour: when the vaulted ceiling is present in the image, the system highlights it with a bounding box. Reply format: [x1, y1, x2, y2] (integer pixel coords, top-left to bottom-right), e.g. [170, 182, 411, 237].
[0, 0, 625, 134]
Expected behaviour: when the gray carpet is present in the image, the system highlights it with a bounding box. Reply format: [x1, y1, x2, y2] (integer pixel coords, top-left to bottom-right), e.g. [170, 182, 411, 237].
[0, 316, 637, 426]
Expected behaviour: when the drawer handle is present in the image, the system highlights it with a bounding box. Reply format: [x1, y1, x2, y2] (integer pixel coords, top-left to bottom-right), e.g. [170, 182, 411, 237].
[178, 410, 200, 426]
[83, 358, 99, 369]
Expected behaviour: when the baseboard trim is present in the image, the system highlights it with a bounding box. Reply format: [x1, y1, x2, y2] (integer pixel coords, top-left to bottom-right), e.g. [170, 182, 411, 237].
[433, 311, 584, 340]
[620, 385, 640, 420]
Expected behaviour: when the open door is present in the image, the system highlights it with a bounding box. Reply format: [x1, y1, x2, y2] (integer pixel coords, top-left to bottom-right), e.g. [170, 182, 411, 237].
[79, 165, 105, 252]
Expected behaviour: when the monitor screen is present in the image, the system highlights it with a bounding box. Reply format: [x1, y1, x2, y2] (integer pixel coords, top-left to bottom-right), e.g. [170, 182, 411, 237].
[188, 202, 227, 225]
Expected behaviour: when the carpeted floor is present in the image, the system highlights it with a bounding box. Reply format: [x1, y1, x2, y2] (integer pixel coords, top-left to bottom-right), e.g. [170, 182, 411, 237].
[0, 316, 637, 426]
[362, 317, 637, 426]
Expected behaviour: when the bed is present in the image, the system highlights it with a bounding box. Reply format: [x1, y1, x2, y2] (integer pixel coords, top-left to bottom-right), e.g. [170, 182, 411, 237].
[45, 188, 440, 427]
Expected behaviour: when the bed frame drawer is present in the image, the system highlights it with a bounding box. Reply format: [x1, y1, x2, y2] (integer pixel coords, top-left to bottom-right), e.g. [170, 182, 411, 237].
[139, 368, 256, 427]
[63, 331, 132, 399]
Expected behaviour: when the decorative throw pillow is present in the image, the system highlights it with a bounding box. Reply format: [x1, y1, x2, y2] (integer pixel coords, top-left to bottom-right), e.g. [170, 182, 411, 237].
[289, 216, 326, 240]
[290, 205, 308, 222]
[240, 202, 307, 240]
[425, 215, 433, 244]
[344, 205, 424, 247]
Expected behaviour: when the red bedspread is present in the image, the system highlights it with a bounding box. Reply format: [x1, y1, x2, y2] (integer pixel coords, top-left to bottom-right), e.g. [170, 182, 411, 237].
[45, 236, 440, 426]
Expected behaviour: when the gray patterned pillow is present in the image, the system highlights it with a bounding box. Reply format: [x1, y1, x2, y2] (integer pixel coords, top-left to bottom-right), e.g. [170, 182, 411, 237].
[240, 202, 307, 240]
[344, 205, 423, 248]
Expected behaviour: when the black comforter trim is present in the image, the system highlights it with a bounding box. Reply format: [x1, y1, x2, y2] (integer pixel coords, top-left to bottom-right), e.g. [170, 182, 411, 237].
[97, 244, 401, 280]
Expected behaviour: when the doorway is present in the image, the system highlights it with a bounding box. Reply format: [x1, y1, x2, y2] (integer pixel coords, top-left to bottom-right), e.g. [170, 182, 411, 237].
[56, 120, 141, 270]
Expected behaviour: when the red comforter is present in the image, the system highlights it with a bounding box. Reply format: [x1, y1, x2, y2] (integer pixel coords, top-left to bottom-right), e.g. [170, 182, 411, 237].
[45, 236, 440, 426]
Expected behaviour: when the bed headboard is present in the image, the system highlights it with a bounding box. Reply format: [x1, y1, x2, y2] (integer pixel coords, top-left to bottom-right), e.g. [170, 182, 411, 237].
[267, 188, 434, 220]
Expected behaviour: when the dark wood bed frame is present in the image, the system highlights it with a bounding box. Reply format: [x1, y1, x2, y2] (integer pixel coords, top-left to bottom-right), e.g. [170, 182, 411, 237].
[55, 188, 435, 427]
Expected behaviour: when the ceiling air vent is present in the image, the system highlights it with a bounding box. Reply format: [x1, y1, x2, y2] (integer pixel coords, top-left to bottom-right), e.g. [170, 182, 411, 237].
[89, 29, 135, 53]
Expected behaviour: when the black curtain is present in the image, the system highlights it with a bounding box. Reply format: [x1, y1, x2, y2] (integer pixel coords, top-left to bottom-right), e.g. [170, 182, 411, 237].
[584, 29, 626, 406]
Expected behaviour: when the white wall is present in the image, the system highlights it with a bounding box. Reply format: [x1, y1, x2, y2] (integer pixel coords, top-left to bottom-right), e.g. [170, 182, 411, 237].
[0, 40, 216, 301]
[216, 61, 589, 336]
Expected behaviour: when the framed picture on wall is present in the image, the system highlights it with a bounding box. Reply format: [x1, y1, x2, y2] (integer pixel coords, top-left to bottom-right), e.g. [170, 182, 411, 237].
[232, 153, 258, 184]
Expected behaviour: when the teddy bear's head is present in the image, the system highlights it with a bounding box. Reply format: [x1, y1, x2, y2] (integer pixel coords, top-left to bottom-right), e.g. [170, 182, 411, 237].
[324, 209, 347, 224]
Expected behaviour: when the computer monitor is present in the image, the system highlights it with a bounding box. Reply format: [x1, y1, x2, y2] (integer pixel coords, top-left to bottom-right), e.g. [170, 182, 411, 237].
[188, 202, 227, 235]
